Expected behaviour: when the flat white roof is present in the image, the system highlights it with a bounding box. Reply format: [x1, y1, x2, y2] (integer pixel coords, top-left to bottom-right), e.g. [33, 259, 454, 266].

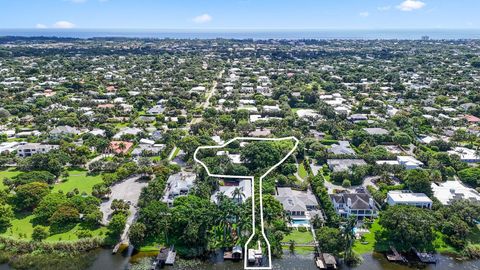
[432, 180, 480, 205]
[388, 191, 432, 203]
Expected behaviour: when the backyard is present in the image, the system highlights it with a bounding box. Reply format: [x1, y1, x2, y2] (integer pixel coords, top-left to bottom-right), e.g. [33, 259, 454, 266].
[282, 229, 315, 254]
[1, 213, 107, 242]
[52, 169, 103, 195]
[0, 168, 22, 189]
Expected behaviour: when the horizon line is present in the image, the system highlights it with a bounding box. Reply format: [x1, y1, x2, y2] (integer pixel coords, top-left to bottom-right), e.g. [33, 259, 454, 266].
[1, 27, 480, 32]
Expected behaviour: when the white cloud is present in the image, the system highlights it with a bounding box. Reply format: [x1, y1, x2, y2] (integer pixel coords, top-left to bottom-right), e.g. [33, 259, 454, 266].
[53, 21, 76, 29]
[377, 6, 391, 11]
[397, 0, 426, 11]
[359, 12, 370, 17]
[69, 0, 87, 3]
[193, 14, 213, 24]
[35, 24, 48, 29]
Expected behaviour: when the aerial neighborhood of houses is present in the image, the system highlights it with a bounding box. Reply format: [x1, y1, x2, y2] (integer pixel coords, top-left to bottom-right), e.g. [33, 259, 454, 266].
[0, 37, 479, 270]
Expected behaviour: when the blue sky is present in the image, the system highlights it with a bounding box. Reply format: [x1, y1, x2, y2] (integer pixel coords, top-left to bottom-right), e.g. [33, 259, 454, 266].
[1, 0, 479, 30]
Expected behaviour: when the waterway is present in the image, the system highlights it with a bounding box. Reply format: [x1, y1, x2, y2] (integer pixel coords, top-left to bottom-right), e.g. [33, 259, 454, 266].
[82, 249, 480, 270]
[2, 249, 480, 269]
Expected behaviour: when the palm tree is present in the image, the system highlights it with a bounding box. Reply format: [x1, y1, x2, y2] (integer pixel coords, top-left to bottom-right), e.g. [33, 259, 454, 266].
[343, 216, 357, 264]
[311, 213, 324, 229]
[232, 187, 245, 203]
[118, 142, 126, 153]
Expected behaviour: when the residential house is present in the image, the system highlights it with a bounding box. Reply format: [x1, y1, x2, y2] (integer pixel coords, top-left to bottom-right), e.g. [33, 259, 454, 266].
[249, 128, 271, 137]
[432, 180, 480, 205]
[397, 156, 424, 170]
[50, 125, 80, 137]
[113, 127, 143, 139]
[328, 141, 356, 156]
[348, 114, 368, 122]
[448, 147, 480, 163]
[211, 179, 252, 204]
[275, 187, 319, 219]
[108, 141, 134, 155]
[464, 114, 480, 124]
[163, 172, 196, 206]
[17, 143, 59, 157]
[0, 142, 20, 154]
[131, 143, 165, 157]
[327, 159, 367, 173]
[330, 191, 378, 219]
[387, 190, 432, 209]
[147, 105, 165, 115]
[363, 128, 389, 136]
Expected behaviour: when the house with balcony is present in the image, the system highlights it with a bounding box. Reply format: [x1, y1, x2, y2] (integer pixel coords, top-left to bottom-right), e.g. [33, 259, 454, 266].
[16, 143, 59, 157]
[330, 191, 378, 220]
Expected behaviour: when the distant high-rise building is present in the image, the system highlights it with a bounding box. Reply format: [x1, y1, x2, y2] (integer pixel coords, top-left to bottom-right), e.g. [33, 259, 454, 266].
[422, 35, 430, 41]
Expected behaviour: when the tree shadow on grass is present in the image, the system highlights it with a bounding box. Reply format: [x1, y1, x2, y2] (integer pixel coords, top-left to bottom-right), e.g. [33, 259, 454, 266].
[49, 222, 77, 235]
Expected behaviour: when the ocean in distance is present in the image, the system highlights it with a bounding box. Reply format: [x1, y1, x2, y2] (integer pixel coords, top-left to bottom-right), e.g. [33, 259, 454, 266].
[1, 29, 480, 40]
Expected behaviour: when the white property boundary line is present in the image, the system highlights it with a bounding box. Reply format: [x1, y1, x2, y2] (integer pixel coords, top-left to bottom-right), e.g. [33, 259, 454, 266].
[193, 136, 299, 270]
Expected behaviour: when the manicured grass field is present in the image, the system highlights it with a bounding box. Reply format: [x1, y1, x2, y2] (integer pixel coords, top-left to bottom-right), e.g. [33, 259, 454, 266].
[282, 230, 314, 244]
[282, 246, 315, 255]
[0, 168, 22, 189]
[52, 170, 103, 195]
[353, 219, 458, 255]
[353, 220, 387, 254]
[298, 163, 308, 179]
[2, 213, 107, 241]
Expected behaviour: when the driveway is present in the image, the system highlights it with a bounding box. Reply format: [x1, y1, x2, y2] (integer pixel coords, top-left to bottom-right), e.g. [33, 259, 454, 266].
[100, 175, 148, 225]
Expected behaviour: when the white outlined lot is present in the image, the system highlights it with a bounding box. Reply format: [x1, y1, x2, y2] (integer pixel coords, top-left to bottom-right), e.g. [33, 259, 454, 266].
[194, 136, 299, 270]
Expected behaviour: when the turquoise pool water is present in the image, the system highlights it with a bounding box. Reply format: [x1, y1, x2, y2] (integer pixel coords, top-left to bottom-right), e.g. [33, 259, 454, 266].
[291, 219, 309, 225]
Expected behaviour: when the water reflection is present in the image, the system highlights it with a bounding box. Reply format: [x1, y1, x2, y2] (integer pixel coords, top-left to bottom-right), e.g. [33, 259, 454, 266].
[3, 249, 479, 270]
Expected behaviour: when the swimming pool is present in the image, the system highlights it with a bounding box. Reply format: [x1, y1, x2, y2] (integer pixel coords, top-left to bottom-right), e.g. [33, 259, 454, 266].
[291, 219, 310, 226]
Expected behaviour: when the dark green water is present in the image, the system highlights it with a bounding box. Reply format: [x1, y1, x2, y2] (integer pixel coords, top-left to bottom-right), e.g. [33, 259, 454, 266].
[2, 250, 479, 270]
[87, 249, 480, 270]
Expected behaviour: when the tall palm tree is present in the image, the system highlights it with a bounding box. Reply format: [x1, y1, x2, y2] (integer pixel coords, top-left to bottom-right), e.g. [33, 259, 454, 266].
[232, 187, 245, 203]
[343, 216, 357, 263]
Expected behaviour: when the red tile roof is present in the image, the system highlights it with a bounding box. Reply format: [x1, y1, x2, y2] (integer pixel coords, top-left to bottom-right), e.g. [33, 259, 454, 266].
[109, 141, 133, 154]
[465, 114, 480, 123]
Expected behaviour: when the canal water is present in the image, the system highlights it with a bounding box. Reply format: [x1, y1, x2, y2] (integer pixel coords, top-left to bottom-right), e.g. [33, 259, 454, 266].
[88, 249, 480, 270]
[2, 249, 480, 269]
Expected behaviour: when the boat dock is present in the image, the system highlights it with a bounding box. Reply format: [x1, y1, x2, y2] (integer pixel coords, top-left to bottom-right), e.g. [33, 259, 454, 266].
[386, 246, 407, 263]
[223, 245, 243, 261]
[151, 246, 176, 269]
[412, 248, 437, 264]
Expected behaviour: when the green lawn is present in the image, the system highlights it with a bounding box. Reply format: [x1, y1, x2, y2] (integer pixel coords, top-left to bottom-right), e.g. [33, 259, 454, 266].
[353, 219, 458, 255]
[52, 170, 103, 195]
[2, 213, 107, 241]
[0, 168, 22, 189]
[353, 220, 387, 254]
[282, 230, 314, 244]
[282, 246, 315, 255]
[433, 231, 457, 254]
[298, 163, 308, 179]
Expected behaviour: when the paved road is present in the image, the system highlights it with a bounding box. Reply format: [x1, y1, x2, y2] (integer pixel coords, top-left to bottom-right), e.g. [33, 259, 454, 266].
[186, 69, 224, 130]
[323, 176, 380, 193]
